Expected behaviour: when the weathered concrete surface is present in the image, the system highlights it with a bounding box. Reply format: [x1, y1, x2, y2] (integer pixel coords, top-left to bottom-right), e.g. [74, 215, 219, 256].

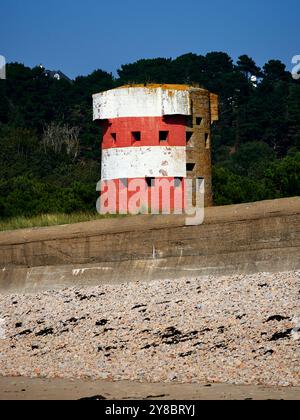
[101, 146, 186, 180]
[0, 198, 299, 293]
[93, 85, 192, 120]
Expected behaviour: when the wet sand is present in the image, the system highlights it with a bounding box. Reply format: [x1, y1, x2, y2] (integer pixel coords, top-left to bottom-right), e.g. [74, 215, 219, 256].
[0, 376, 299, 400]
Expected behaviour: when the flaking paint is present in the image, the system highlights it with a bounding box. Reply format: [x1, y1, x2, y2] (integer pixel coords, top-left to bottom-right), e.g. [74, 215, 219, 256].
[101, 146, 186, 180]
[93, 86, 191, 120]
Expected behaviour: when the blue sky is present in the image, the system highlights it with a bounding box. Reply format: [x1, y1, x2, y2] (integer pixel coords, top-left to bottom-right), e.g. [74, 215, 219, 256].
[1, 0, 299, 78]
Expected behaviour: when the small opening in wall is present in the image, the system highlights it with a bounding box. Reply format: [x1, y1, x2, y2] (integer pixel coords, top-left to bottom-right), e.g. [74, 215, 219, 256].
[195, 117, 203, 126]
[159, 131, 169, 142]
[174, 177, 183, 188]
[186, 116, 193, 128]
[205, 133, 210, 149]
[145, 177, 155, 187]
[132, 131, 141, 142]
[186, 131, 193, 144]
[186, 163, 196, 173]
[111, 133, 117, 142]
[120, 178, 128, 188]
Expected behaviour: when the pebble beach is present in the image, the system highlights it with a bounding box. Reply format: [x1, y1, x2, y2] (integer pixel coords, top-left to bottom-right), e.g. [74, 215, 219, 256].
[0, 271, 299, 387]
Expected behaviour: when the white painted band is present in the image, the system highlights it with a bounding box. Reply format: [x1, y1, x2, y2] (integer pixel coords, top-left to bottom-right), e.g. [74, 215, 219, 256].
[101, 146, 187, 180]
[93, 87, 191, 120]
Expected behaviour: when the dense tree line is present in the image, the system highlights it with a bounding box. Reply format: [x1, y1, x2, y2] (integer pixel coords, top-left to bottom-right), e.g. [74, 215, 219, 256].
[0, 52, 299, 218]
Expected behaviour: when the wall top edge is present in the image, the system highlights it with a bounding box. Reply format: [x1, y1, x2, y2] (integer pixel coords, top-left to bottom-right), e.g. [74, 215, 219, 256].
[92, 84, 211, 98]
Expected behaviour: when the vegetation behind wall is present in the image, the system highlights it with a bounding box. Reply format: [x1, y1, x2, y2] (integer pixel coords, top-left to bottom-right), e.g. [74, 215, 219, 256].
[0, 53, 299, 221]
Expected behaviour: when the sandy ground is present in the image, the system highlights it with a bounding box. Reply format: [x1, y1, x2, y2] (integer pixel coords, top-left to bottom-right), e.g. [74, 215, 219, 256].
[0, 377, 299, 400]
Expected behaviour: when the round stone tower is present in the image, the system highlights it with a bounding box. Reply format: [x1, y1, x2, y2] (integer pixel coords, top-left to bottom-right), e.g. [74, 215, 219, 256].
[93, 84, 218, 213]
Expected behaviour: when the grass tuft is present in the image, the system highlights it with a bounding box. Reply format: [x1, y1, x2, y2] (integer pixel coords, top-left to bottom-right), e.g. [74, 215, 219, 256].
[0, 212, 121, 232]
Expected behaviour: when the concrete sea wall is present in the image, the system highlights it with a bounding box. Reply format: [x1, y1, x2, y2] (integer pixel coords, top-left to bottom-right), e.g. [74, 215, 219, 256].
[0, 197, 299, 293]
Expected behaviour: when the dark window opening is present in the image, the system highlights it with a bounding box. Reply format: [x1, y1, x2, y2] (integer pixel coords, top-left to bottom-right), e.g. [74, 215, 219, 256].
[111, 133, 117, 142]
[159, 131, 169, 142]
[186, 116, 193, 128]
[174, 177, 183, 188]
[120, 178, 128, 188]
[186, 131, 193, 144]
[132, 131, 141, 142]
[186, 163, 196, 172]
[146, 177, 155, 187]
[205, 133, 210, 149]
[195, 117, 203, 126]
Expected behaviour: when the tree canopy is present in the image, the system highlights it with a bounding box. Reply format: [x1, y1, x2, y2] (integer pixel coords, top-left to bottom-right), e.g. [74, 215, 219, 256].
[0, 52, 299, 219]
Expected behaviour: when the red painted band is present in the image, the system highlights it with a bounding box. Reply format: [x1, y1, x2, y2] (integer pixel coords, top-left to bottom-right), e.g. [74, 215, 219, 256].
[100, 177, 186, 213]
[100, 115, 187, 149]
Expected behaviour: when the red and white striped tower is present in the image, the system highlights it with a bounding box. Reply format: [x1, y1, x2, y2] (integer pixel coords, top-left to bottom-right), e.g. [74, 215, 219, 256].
[93, 84, 218, 213]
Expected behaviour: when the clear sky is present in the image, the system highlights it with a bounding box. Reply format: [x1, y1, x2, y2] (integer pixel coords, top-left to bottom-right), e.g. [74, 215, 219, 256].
[1, 0, 299, 79]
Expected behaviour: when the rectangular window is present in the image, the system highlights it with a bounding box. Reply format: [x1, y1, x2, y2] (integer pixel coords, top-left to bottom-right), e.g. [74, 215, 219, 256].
[174, 177, 183, 188]
[159, 131, 169, 142]
[195, 117, 203, 126]
[186, 131, 193, 145]
[146, 177, 155, 187]
[186, 116, 193, 128]
[132, 131, 141, 142]
[205, 133, 210, 149]
[186, 163, 196, 172]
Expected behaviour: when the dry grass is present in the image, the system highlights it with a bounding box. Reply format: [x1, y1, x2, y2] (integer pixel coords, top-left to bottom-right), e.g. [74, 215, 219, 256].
[0, 212, 120, 232]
